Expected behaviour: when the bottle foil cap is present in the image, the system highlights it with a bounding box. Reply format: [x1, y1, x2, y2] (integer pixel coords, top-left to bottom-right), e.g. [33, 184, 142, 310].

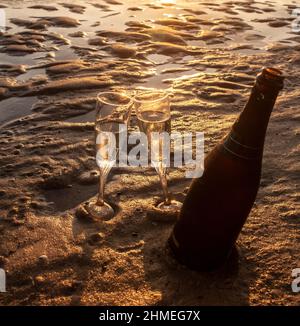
[256, 67, 285, 93]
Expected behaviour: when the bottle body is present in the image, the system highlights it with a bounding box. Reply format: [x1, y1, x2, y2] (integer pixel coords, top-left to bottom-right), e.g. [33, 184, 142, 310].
[169, 143, 261, 271]
[168, 68, 284, 271]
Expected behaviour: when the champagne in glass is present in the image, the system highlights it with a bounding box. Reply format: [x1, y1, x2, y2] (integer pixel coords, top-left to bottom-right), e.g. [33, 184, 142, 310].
[135, 90, 182, 212]
[137, 110, 171, 135]
[87, 92, 132, 220]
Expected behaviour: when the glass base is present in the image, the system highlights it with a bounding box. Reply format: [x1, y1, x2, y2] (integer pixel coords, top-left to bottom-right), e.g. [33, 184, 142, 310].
[157, 200, 182, 212]
[86, 200, 114, 220]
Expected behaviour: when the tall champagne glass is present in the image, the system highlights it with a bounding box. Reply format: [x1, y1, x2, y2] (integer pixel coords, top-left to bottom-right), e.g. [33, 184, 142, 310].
[87, 92, 132, 220]
[134, 89, 182, 212]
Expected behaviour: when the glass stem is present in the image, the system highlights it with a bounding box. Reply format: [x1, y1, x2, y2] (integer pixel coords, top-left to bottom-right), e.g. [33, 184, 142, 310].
[157, 164, 171, 205]
[97, 169, 108, 206]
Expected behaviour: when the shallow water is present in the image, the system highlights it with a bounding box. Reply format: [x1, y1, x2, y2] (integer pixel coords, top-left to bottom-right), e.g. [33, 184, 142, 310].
[0, 0, 298, 124]
[0, 96, 37, 126]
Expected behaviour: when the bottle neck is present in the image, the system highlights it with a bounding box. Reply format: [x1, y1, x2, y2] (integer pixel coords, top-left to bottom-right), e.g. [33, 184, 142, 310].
[223, 84, 280, 160]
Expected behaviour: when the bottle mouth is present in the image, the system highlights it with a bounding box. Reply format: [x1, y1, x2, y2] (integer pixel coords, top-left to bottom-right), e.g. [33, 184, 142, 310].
[257, 67, 285, 92]
[262, 67, 285, 82]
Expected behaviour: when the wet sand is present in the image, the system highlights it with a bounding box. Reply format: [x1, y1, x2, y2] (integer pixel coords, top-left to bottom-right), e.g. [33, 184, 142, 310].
[0, 0, 299, 306]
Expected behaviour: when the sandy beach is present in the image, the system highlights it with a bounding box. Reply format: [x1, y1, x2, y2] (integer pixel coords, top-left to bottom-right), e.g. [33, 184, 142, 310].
[0, 0, 299, 305]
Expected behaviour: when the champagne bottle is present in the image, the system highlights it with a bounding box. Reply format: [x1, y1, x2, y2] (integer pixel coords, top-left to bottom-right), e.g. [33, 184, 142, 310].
[168, 67, 285, 271]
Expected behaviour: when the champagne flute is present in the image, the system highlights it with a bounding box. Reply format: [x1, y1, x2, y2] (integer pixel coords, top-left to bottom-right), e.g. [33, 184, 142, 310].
[87, 92, 132, 220]
[134, 89, 182, 212]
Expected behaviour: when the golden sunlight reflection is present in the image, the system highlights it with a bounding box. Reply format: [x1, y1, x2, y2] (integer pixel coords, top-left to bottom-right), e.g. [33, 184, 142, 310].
[158, 0, 177, 5]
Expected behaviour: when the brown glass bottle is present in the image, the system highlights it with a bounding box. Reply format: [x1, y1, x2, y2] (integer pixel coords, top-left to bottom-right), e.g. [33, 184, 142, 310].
[168, 67, 285, 271]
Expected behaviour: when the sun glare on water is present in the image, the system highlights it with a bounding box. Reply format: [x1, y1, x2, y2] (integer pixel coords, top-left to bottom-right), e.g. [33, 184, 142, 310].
[159, 0, 177, 5]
